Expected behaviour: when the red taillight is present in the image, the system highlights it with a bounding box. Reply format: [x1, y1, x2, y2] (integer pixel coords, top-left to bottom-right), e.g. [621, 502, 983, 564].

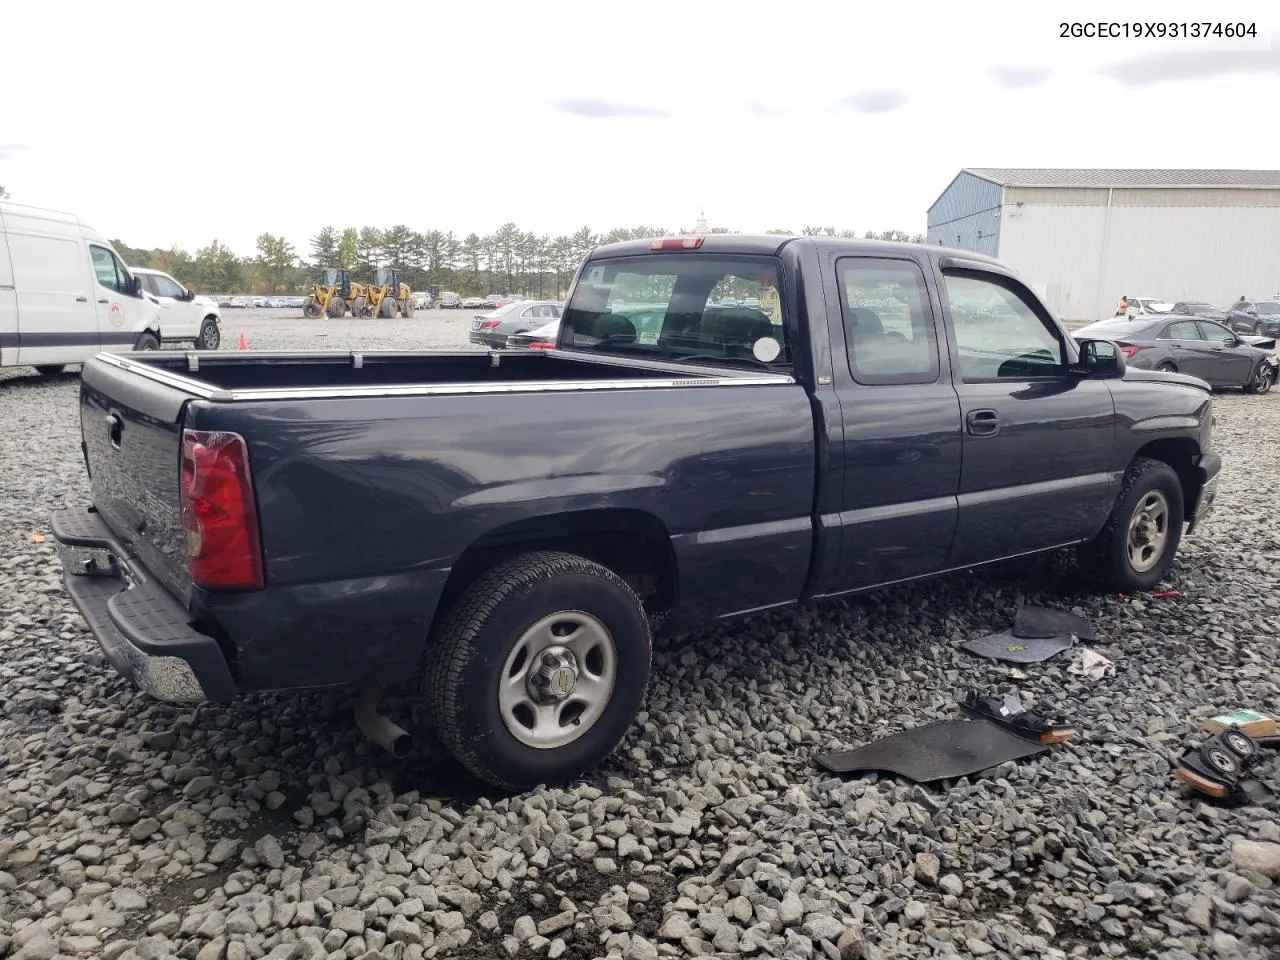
[482, 319, 501, 330]
[180, 429, 264, 591]
[529, 341, 555, 350]
[1118, 344, 1142, 358]
[650, 236, 704, 251]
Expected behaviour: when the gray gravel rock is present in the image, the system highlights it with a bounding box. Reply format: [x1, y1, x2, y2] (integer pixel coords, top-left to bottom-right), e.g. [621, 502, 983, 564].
[2, 338, 1279, 960]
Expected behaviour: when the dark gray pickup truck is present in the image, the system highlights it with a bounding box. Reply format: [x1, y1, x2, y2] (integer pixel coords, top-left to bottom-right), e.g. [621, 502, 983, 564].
[52, 235, 1221, 790]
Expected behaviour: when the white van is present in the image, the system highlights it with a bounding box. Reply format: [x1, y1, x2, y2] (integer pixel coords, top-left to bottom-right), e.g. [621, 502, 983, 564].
[0, 201, 163, 375]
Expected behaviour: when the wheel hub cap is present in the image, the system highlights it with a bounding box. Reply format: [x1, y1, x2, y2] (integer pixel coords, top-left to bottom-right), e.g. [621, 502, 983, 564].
[1126, 490, 1169, 573]
[528, 646, 579, 702]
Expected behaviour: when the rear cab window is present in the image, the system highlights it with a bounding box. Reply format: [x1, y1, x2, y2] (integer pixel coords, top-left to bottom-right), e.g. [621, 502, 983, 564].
[560, 255, 790, 370]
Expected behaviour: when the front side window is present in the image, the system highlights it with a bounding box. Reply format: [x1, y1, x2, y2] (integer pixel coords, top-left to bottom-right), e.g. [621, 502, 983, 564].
[944, 272, 1064, 381]
[1197, 321, 1234, 344]
[837, 257, 939, 385]
[561, 255, 789, 367]
[1257, 301, 1280, 316]
[151, 273, 186, 298]
[90, 245, 119, 290]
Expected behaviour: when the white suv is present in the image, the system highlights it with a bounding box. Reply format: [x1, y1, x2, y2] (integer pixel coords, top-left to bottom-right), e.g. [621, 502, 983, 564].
[130, 267, 222, 350]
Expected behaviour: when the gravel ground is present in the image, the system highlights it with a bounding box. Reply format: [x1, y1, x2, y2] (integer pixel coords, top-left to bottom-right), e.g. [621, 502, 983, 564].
[2, 315, 1279, 960]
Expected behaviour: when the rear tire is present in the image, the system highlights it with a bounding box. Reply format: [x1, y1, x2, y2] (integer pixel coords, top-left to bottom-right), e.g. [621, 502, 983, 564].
[1254, 322, 1265, 336]
[379, 297, 398, 319]
[303, 299, 323, 319]
[422, 551, 652, 791]
[198, 319, 221, 351]
[351, 296, 366, 318]
[35, 365, 65, 376]
[403, 301, 415, 319]
[133, 331, 160, 352]
[1082, 457, 1184, 592]
[1157, 362, 1177, 373]
[326, 297, 346, 318]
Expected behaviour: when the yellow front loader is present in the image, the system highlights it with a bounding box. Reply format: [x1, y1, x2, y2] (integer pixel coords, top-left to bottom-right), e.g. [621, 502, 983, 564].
[303, 269, 363, 319]
[355, 269, 414, 319]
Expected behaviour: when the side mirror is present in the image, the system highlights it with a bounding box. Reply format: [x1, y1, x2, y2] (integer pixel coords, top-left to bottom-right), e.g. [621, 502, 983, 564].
[131, 276, 142, 296]
[1072, 338, 1126, 378]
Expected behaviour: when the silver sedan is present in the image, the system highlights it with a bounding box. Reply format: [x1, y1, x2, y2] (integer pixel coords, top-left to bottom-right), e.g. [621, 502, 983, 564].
[1073, 315, 1277, 393]
[469, 301, 563, 349]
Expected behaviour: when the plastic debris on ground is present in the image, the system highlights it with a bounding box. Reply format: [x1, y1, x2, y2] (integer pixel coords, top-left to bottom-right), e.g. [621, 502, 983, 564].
[1068, 647, 1115, 681]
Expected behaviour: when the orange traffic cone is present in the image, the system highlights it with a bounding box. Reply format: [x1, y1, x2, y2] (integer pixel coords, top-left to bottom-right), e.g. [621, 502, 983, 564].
[238, 333, 248, 351]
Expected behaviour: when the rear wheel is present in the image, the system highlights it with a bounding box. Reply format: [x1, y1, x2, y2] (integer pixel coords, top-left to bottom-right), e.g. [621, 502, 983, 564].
[403, 300, 415, 319]
[1254, 322, 1265, 336]
[35, 365, 65, 377]
[198, 319, 221, 350]
[1245, 363, 1274, 395]
[351, 296, 366, 318]
[422, 551, 652, 791]
[1157, 362, 1177, 374]
[303, 298, 323, 319]
[134, 331, 160, 352]
[326, 297, 347, 318]
[1082, 457, 1184, 592]
[379, 297, 398, 319]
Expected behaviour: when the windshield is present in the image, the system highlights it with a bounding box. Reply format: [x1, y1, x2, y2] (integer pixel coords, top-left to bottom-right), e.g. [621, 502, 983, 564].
[1257, 301, 1280, 315]
[560, 255, 789, 367]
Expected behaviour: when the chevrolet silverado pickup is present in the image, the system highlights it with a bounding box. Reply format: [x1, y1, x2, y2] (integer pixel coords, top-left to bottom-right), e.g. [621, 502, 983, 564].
[51, 235, 1221, 790]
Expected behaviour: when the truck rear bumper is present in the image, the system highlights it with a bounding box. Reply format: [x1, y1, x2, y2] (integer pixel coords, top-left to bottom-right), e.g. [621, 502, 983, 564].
[50, 507, 237, 703]
[1187, 451, 1221, 534]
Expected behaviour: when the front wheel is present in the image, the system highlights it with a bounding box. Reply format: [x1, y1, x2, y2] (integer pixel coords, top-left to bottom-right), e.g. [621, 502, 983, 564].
[422, 551, 652, 791]
[198, 319, 221, 350]
[35, 365, 66, 377]
[303, 299, 323, 319]
[1082, 457, 1184, 592]
[1254, 322, 1265, 336]
[326, 297, 346, 318]
[1246, 363, 1275, 395]
[1157, 362, 1177, 374]
[379, 297, 398, 319]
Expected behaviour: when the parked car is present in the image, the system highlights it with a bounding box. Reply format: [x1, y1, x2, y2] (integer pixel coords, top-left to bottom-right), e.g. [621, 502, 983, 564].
[50, 235, 1222, 791]
[1170, 302, 1228, 322]
[505, 318, 560, 349]
[460, 296, 485, 309]
[438, 292, 462, 309]
[1073, 315, 1276, 394]
[482, 294, 503, 308]
[469, 300, 563, 348]
[1127, 297, 1174, 316]
[130, 267, 222, 350]
[0, 200, 163, 375]
[1225, 299, 1280, 337]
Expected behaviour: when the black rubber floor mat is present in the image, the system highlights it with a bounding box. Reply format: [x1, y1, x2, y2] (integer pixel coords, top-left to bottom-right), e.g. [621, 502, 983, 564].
[815, 720, 1049, 781]
[1013, 606, 1095, 642]
[961, 630, 1075, 664]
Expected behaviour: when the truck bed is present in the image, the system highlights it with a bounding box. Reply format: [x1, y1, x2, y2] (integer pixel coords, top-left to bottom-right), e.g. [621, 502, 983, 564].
[103, 348, 786, 399]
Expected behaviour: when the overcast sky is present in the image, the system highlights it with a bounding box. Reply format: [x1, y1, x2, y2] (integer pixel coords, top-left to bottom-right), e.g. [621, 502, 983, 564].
[1, 1, 1276, 256]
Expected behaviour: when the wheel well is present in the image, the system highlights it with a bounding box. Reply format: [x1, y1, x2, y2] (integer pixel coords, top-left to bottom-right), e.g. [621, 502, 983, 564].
[432, 508, 677, 631]
[1133, 438, 1201, 520]
[202, 314, 219, 324]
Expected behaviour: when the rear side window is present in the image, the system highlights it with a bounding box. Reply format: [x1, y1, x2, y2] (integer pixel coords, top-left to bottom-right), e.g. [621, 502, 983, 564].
[1163, 320, 1201, 339]
[151, 274, 185, 298]
[837, 258, 939, 385]
[561, 255, 789, 368]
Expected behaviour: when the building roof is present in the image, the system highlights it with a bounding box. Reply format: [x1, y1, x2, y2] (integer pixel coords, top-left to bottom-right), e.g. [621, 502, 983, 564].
[963, 168, 1280, 189]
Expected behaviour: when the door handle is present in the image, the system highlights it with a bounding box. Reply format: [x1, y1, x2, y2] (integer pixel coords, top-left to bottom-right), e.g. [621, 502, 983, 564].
[75, 296, 88, 303]
[98, 298, 109, 304]
[105, 413, 123, 448]
[966, 409, 1000, 437]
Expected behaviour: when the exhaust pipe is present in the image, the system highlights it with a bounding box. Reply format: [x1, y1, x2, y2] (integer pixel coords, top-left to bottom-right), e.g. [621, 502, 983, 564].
[354, 687, 415, 758]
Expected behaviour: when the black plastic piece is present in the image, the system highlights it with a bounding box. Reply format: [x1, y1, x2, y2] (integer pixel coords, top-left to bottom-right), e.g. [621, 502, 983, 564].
[1013, 605, 1096, 642]
[815, 719, 1048, 782]
[959, 691, 1078, 743]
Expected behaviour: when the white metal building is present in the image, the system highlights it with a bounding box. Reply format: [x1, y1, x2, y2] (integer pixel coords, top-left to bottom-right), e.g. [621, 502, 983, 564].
[926, 168, 1280, 322]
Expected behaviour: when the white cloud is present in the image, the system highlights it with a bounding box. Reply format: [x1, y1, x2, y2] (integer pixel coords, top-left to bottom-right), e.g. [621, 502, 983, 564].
[1, 0, 1276, 254]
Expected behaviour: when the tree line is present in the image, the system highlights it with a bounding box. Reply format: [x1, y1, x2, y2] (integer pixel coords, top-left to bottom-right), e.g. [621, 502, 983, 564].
[111, 224, 927, 298]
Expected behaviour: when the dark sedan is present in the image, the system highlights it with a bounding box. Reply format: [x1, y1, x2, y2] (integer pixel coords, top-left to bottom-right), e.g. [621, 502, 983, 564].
[1226, 299, 1280, 337]
[1073, 315, 1277, 394]
[1170, 301, 1228, 322]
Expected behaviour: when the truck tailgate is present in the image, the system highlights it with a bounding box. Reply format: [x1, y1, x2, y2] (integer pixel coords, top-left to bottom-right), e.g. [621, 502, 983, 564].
[79, 357, 194, 602]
